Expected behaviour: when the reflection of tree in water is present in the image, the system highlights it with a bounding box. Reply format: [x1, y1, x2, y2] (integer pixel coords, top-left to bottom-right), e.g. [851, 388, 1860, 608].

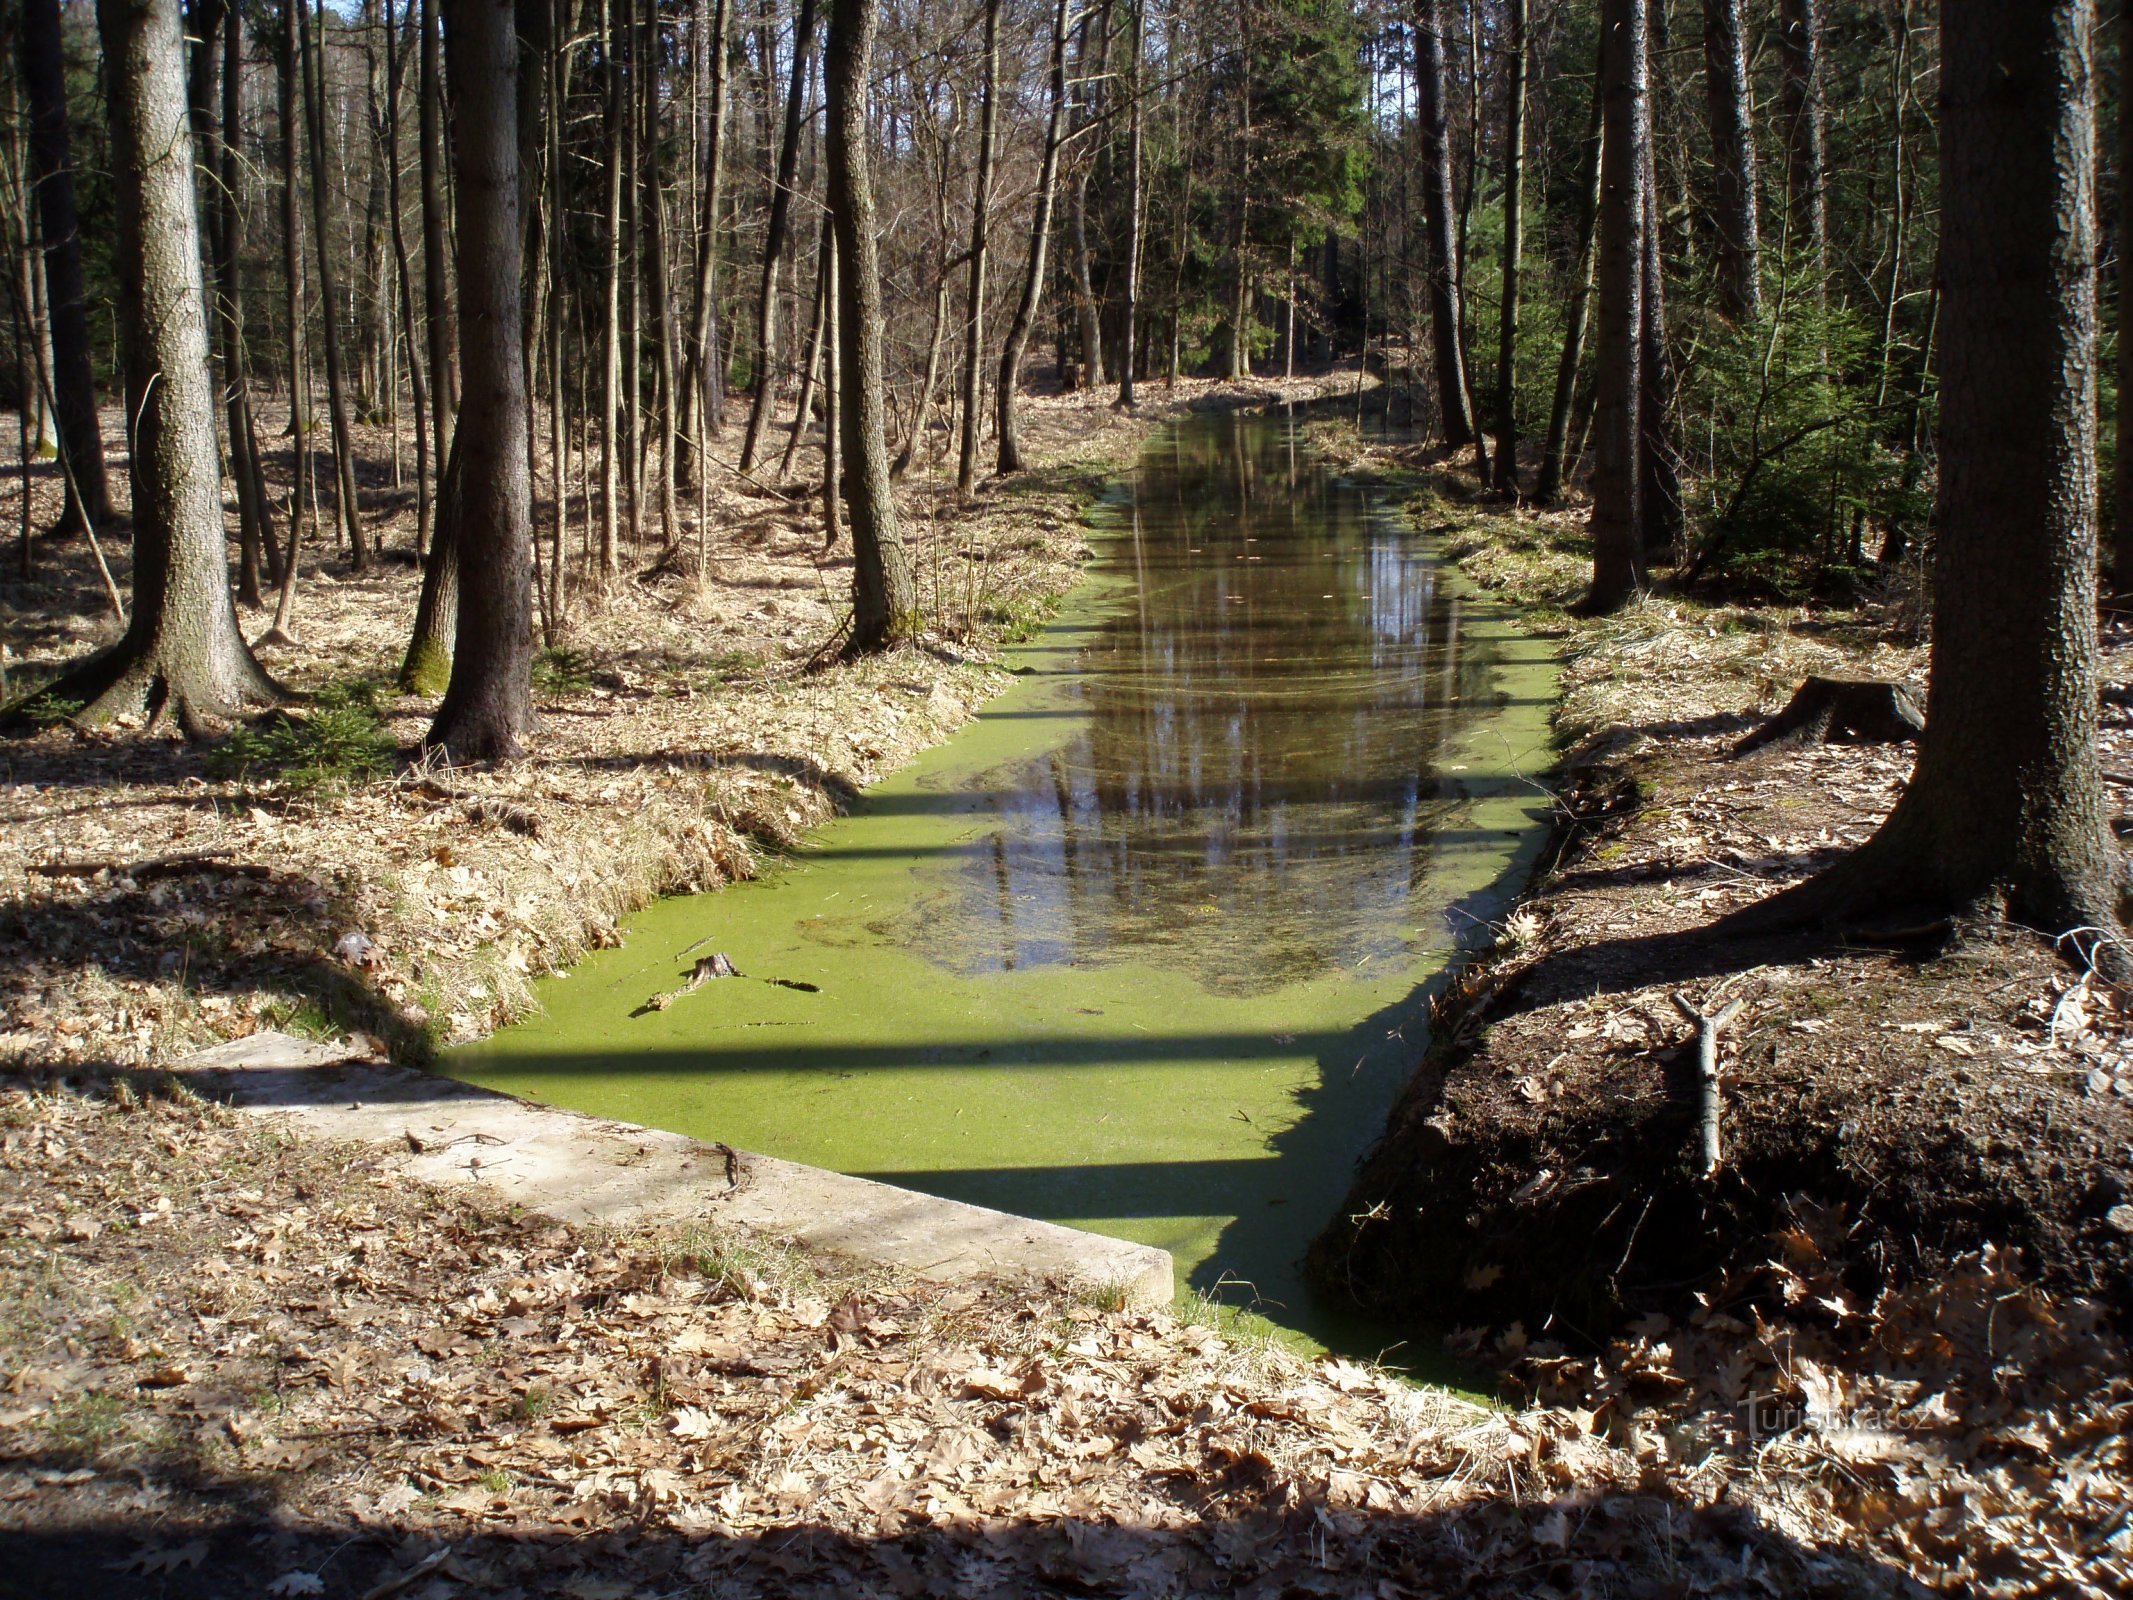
[902, 418, 1500, 996]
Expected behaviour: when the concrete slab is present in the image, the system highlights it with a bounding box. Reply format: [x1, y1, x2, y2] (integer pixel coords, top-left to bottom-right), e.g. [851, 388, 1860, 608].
[174, 1033, 1174, 1307]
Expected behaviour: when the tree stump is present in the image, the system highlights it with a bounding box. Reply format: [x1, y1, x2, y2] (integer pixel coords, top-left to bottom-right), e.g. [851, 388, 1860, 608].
[1731, 676, 1924, 757]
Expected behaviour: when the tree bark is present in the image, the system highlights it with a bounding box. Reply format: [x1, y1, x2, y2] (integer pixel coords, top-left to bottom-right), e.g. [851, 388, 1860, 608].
[781, 215, 832, 480]
[299, 0, 372, 567]
[2117, 1, 2133, 590]
[1491, 0, 1526, 493]
[995, 0, 1069, 473]
[738, 0, 819, 472]
[1776, 0, 1828, 279]
[210, 0, 271, 604]
[1117, 0, 1144, 409]
[820, 229, 840, 547]
[955, 0, 1001, 496]
[600, 0, 624, 573]
[20, 0, 277, 733]
[1638, 115, 1683, 560]
[1700, 0, 1760, 321]
[1065, 2, 1108, 388]
[1582, 0, 1648, 612]
[894, 268, 948, 478]
[1726, 0, 2120, 943]
[823, 0, 917, 652]
[22, 0, 114, 533]
[643, 0, 681, 550]
[1413, 0, 1474, 449]
[420, 0, 457, 442]
[1537, 38, 1603, 505]
[426, 0, 533, 761]
[680, 0, 731, 462]
[266, 0, 313, 643]
[384, 0, 433, 562]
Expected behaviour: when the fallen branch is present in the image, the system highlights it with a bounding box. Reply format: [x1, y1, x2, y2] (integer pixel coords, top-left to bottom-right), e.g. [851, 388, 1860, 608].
[1669, 992, 1747, 1180]
[28, 848, 272, 882]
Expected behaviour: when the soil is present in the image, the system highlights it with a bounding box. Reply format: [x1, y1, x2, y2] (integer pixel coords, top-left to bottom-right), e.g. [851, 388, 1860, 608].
[4, 389, 2130, 1594]
[0, 1066, 1989, 1599]
[1303, 442, 2133, 1342]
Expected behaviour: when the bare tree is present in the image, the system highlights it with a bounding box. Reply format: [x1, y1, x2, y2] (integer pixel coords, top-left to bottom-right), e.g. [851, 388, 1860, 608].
[1491, 0, 1526, 492]
[15, 0, 277, 732]
[21, 0, 114, 533]
[426, 0, 534, 760]
[996, 0, 1069, 473]
[1776, 0, 1828, 277]
[1699, 0, 1759, 321]
[299, 0, 371, 567]
[955, 0, 1002, 496]
[1537, 44, 1602, 505]
[1582, 0, 1648, 612]
[823, 0, 917, 652]
[738, 0, 820, 472]
[1413, 0, 1475, 450]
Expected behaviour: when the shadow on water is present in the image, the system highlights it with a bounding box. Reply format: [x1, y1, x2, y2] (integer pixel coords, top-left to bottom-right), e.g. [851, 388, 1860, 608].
[451, 410, 1559, 1370]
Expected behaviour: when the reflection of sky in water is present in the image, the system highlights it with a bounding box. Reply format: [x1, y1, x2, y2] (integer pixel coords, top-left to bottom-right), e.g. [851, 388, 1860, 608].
[890, 416, 1499, 995]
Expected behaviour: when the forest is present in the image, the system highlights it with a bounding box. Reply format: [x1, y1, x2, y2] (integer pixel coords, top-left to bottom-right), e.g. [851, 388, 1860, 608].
[1, 0, 2130, 1594]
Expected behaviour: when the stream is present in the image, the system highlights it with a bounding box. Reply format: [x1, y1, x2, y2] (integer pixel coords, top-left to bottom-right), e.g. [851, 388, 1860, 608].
[451, 410, 1557, 1356]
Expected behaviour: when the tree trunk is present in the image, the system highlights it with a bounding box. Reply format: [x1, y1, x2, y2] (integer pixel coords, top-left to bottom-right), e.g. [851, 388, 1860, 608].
[820, 229, 840, 548]
[426, 0, 533, 761]
[1491, 0, 1526, 493]
[1413, 0, 1474, 449]
[894, 269, 948, 478]
[823, 0, 917, 652]
[1065, 1, 1108, 388]
[1700, 0, 1760, 321]
[1638, 114, 1683, 560]
[21, 0, 277, 733]
[420, 0, 457, 442]
[643, 0, 681, 550]
[1537, 38, 1602, 505]
[1226, 0, 1250, 383]
[1117, 0, 1144, 408]
[995, 0, 1068, 473]
[267, 0, 313, 642]
[1776, 0, 1829, 279]
[780, 216, 831, 479]
[738, 0, 819, 472]
[299, 0, 372, 568]
[1582, 0, 1648, 612]
[680, 0, 731, 462]
[1727, 0, 2119, 944]
[22, 0, 114, 533]
[208, 0, 271, 604]
[400, 427, 460, 688]
[600, 0, 624, 574]
[385, 0, 433, 562]
[955, 0, 1001, 496]
[2117, 2, 2133, 589]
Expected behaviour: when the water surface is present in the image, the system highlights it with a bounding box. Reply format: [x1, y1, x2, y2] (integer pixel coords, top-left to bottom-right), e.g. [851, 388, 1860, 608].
[453, 412, 1555, 1354]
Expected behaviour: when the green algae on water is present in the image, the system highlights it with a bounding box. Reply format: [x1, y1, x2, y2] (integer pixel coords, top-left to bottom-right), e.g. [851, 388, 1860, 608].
[450, 413, 1558, 1363]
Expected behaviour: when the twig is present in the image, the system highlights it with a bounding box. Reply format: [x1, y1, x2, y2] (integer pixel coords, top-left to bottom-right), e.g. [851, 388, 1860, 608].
[1669, 992, 1747, 1180]
[357, 1546, 453, 1600]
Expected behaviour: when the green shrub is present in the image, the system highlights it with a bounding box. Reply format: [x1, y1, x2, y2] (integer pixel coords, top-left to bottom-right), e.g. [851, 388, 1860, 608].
[209, 680, 394, 795]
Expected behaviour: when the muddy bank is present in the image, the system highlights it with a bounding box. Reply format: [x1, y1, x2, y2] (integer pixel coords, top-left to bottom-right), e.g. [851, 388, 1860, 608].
[1305, 443, 2133, 1339]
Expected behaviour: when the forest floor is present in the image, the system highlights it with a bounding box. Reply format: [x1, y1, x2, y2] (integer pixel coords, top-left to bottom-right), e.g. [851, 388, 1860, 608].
[0, 380, 2124, 1596]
